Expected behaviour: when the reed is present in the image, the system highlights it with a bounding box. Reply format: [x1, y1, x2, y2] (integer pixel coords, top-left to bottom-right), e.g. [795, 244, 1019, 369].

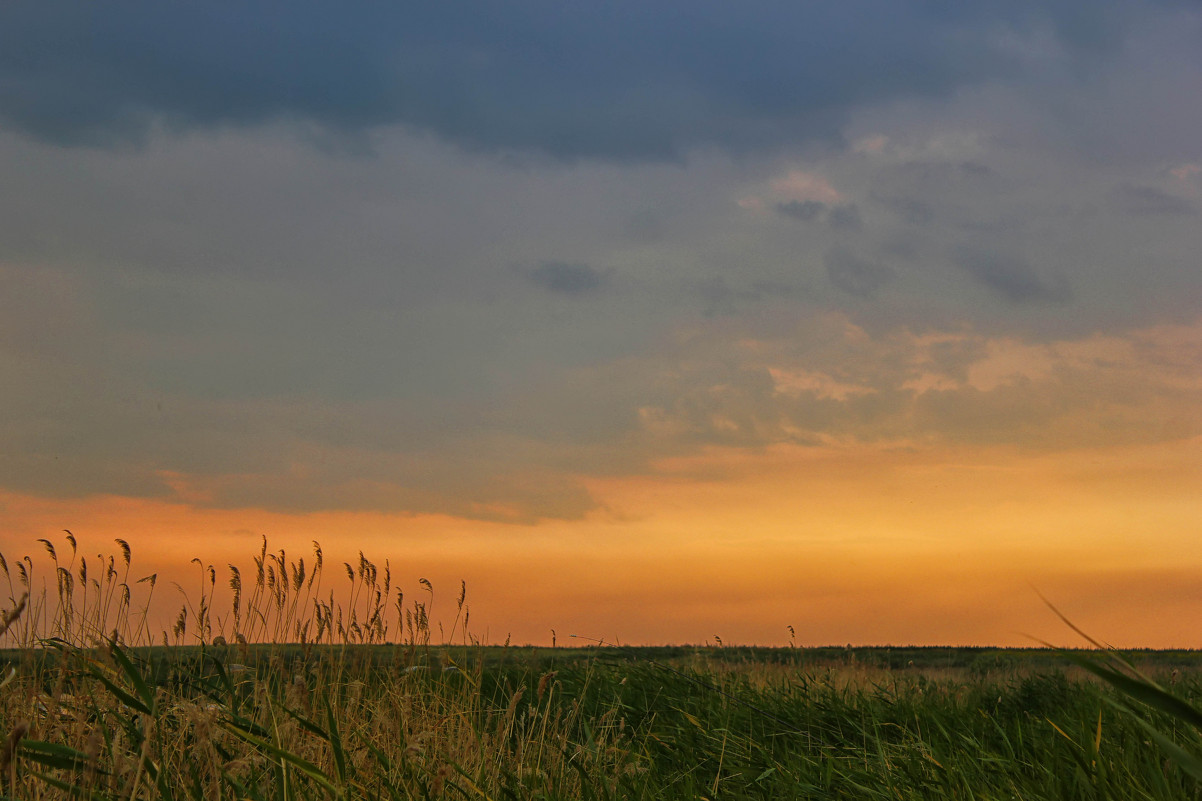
[3, 533, 1202, 799]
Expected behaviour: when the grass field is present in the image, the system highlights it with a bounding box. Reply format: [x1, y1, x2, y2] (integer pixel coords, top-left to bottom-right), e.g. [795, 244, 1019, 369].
[4, 536, 1202, 799]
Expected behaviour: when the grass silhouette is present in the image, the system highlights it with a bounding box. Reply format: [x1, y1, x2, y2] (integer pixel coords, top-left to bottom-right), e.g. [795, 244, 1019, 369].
[3, 533, 1202, 799]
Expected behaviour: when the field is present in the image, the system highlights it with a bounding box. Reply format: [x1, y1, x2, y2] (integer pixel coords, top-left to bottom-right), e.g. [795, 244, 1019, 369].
[4, 538, 1202, 799]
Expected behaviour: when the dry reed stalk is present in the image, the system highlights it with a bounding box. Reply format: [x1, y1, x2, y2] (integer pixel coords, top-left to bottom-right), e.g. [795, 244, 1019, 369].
[0, 592, 27, 639]
[1, 720, 28, 796]
[83, 727, 102, 788]
[0, 721, 28, 773]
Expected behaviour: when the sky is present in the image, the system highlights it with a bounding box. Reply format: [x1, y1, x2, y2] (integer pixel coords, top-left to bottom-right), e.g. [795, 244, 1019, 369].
[1, 1, 1200, 648]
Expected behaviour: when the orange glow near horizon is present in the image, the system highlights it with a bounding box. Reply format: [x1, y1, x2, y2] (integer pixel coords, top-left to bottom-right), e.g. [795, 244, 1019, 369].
[4, 14, 1202, 666]
[2, 435, 1199, 649]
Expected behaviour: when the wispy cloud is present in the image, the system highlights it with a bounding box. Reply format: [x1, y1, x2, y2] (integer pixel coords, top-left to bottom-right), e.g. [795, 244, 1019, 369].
[955, 248, 1070, 304]
[775, 200, 862, 229]
[775, 199, 825, 221]
[824, 248, 894, 297]
[1113, 183, 1195, 215]
[527, 261, 607, 295]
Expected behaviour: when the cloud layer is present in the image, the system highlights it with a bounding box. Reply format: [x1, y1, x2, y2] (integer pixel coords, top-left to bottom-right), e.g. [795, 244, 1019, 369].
[0, 1, 1199, 525]
[1, 1, 1193, 160]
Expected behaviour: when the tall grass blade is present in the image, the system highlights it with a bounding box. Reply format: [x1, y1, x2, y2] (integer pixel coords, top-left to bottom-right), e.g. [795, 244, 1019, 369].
[220, 721, 345, 800]
[106, 639, 157, 714]
[16, 740, 102, 774]
[24, 772, 112, 801]
[1066, 653, 1202, 731]
[323, 699, 348, 788]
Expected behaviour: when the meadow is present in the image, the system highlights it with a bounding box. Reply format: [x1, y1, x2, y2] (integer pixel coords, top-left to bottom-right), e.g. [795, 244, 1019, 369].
[3, 536, 1202, 800]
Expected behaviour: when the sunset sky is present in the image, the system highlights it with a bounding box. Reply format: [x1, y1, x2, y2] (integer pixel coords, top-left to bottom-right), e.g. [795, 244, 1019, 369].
[1, 1, 1200, 647]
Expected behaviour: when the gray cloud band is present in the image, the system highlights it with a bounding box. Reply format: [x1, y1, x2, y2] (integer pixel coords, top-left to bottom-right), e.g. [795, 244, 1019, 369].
[0, 0, 1179, 159]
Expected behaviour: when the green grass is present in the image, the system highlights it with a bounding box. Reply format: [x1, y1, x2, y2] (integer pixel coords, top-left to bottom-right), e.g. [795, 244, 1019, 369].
[4, 534, 1202, 799]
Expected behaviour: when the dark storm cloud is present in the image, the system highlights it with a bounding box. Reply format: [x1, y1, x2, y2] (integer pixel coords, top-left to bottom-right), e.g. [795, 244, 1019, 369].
[955, 248, 1070, 304]
[0, 0, 1180, 160]
[528, 262, 607, 295]
[825, 248, 895, 297]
